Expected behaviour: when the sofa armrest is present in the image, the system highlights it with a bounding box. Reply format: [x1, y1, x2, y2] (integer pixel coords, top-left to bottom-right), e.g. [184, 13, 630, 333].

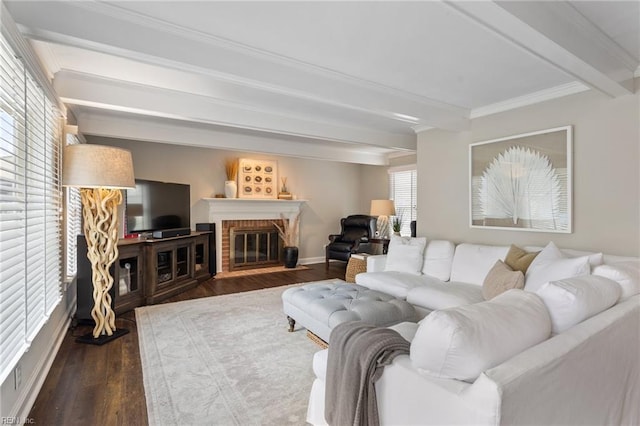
[375, 356, 499, 425]
[366, 255, 387, 272]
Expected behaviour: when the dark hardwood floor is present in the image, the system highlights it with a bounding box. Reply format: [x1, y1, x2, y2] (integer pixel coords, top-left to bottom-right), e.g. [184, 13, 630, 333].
[28, 262, 346, 426]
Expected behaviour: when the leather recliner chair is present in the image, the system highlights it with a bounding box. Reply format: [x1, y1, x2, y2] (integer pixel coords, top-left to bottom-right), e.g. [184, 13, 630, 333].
[325, 215, 377, 267]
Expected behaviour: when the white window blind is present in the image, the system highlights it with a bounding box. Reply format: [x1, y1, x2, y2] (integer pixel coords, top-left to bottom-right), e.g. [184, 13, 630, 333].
[0, 34, 62, 383]
[388, 166, 417, 236]
[65, 133, 81, 279]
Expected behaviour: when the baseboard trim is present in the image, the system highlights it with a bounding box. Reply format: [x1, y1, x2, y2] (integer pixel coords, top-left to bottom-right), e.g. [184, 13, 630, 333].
[299, 256, 325, 265]
[10, 295, 76, 420]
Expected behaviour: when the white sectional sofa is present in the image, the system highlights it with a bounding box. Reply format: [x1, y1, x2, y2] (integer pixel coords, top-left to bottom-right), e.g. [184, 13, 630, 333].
[357, 239, 635, 318]
[307, 238, 640, 425]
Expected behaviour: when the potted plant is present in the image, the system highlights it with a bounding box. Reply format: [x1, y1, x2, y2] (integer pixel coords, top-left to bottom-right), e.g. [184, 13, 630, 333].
[224, 158, 238, 198]
[392, 216, 402, 236]
[273, 212, 300, 268]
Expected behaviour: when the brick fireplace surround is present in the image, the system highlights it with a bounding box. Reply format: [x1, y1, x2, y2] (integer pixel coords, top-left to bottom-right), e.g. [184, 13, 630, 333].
[222, 219, 284, 272]
[203, 198, 305, 274]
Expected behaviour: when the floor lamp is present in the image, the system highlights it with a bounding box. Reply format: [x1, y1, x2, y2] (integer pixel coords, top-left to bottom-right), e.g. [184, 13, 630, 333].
[370, 199, 396, 239]
[63, 144, 135, 345]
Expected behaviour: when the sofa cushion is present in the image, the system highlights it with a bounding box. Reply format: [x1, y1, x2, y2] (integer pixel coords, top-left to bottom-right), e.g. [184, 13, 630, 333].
[536, 275, 621, 334]
[410, 290, 551, 382]
[406, 280, 484, 311]
[560, 249, 604, 268]
[524, 242, 590, 293]
[592, 260, 640, 300]
[482, 260, 525, 300]
[356, 271, 429, 299]
[384, 236, 427, 275]
[525, 245, 604, 269]
[504, 245, 539, 274]
[449, 243, 510, 285]
[421, 240, 456, 281]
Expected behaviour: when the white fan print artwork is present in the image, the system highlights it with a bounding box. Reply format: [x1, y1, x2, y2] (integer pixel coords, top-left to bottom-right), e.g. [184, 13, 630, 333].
[479, 146, 563, 228]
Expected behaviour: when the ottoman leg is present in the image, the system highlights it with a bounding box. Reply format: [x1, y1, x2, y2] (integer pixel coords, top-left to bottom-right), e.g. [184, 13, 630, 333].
[287, 316, 296, 332]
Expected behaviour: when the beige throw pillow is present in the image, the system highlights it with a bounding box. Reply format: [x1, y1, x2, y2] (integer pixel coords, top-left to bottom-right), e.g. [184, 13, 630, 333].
[482, 260, 525, 300]
[505, 244, 539, 274]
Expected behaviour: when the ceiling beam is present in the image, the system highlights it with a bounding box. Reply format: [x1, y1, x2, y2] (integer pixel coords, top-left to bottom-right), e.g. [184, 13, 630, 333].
[7, 0, 470, 130]
[75, 110, 392, 166]
[446, 1, 634, 98]
[55, 70, 416, 150]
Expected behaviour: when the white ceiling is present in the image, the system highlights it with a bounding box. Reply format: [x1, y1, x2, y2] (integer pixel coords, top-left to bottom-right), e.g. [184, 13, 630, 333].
[4, 0, 639, 165]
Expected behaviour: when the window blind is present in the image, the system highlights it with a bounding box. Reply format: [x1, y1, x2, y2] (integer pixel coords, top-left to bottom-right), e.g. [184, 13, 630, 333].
[65, 133, 81, 279]
[0, 34, 62, 383]
[388, 167, 417, 236]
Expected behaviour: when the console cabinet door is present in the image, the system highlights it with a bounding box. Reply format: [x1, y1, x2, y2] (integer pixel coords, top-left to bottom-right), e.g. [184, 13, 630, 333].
[114, 243, 145, 314]
[145, 238, 199, 304]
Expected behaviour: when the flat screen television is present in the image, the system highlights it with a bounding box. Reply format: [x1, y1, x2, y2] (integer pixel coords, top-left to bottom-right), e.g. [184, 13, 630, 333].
[125, 179, 190, 234]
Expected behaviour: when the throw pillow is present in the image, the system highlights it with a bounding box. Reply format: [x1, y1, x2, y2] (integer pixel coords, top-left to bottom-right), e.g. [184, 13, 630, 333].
[592, 260, 640, 300]
[524, 242, 590, 293]
[504, 244, 539, 274]
[410, 290, 551, 382]
[482, 260, 525, 300]
[536, 275, 621, 334]
[384, 236, 427, 275]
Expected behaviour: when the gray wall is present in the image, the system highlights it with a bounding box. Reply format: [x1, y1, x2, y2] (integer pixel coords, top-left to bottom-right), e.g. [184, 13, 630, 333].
[91, 137, 380, 261]
[417, 87, 639, 256]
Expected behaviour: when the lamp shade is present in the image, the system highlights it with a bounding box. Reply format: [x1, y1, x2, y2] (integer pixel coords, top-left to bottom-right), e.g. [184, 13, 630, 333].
[370, 199, 396, 216]
[63, 144, 135, 189]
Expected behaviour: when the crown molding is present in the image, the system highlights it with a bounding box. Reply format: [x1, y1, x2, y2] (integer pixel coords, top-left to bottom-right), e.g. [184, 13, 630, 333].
[412, 125, 434, 134]
[470, 82, 590, 119]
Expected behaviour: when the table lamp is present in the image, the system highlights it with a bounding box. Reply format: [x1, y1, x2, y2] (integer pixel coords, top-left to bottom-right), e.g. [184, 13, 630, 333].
[370, 199, 396, 239]
[63, 144, 135, 345]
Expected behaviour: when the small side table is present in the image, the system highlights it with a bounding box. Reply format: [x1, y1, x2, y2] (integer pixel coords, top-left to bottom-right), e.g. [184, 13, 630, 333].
[369, 238, 391, 254]
[345, 254, 368, 283]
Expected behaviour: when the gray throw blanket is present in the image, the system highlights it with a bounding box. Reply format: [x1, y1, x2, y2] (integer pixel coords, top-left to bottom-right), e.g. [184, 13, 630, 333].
[325, 321, 410, 426]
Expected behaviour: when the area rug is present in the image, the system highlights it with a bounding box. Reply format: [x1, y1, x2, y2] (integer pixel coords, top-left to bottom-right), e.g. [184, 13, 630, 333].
[214, 264, 309, 278]
[136, 284, 318, 425]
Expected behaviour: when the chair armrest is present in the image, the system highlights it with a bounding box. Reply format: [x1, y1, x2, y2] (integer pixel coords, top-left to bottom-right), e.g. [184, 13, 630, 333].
[366, 255, 387, 272]
[351, 238, 367, 251]
[328, 234, 342, 243]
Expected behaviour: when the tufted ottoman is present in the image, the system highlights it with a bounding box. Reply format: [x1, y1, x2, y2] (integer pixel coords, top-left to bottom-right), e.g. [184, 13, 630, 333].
[282, 278, 416, 343]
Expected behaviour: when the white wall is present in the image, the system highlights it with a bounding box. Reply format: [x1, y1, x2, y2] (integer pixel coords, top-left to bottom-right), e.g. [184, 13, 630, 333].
[417, 87, 640, 256]
[91, 137, 379, 261]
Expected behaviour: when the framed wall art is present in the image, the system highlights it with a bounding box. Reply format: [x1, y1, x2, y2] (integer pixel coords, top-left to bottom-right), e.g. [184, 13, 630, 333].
[238, 158, 278, 199]
[469, 126, 572, 233]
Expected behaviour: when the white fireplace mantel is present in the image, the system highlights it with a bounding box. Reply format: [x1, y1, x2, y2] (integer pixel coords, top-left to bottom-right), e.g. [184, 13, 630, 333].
[202, 198, 306, 273]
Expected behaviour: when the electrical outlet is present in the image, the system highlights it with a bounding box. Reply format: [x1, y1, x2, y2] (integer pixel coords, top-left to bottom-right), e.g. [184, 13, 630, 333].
[14, 363, 22, 390]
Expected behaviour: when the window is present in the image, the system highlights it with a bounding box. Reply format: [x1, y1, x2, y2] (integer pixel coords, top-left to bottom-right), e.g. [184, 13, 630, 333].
[64, 133, 81, 279]
[388, 166, 417, 236]
[0, 34, 62, 383]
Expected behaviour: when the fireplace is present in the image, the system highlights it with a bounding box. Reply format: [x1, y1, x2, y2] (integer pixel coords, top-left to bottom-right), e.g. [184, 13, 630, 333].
[229, 225, 281, 271]
[204, 198, 305, 273]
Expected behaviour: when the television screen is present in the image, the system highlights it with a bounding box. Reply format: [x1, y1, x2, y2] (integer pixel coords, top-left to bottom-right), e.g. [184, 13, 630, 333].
[125, 179, 190, 234]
